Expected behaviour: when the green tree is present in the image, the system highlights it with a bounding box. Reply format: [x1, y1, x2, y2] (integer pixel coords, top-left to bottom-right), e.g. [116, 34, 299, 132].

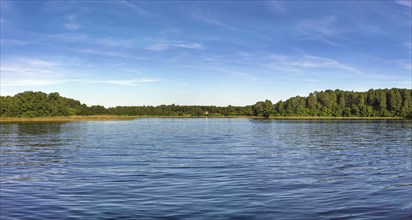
[253, 100, 272, 118]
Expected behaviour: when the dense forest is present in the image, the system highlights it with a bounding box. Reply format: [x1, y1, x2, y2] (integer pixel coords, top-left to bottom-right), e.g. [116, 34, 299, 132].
[1, 88, 411, 118]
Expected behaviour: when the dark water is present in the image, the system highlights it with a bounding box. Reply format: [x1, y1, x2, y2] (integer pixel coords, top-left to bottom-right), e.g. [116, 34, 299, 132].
[1, 119, 411, 219]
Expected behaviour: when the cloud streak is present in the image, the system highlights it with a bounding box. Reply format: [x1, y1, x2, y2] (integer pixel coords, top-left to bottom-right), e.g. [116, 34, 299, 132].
[81, 78, 159, 86]
[190, 8, 252, 33]
[265, 53, 364, 74]
[1, 78, 159, 87]
[396, 0, 412, 8]
[72, 48, 147, 60]
[146, 41, 204, 51]
[65, 14, 80, 30]
[295, 16, 348, 46]
[1, 56, 159, 87]
[267, 1, 287, 12]
[17, 58, 57, 67]
[117, 0, 162, 17]
[0, 39, 28, 46]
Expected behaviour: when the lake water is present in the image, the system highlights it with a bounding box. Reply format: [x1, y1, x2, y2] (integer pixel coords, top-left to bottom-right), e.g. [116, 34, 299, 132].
[1, 119, 411, 219]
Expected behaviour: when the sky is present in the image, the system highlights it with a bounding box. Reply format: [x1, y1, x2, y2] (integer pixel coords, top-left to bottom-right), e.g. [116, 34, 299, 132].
[1, 0, 411, 107]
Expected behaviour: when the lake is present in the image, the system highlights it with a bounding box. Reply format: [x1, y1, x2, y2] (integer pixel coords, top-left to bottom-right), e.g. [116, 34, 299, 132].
[1, 118, 411, 219]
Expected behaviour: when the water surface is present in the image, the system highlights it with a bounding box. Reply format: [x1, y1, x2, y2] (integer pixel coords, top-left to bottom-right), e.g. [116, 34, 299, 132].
[1, 119, 411, 219]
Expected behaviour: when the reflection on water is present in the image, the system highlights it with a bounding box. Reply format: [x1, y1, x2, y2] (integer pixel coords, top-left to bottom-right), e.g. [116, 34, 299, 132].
[0, 119, 411, 219]
[1, 123, 80, 184]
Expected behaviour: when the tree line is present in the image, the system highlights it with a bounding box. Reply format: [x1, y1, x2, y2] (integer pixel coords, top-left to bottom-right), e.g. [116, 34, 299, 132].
[1, 88, 411, 118]
[0, 91, 253, 117]
[253, 88, 412, 118]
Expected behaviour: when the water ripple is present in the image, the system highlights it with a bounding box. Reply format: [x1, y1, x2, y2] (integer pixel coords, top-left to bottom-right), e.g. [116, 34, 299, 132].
[1, 119, 411, 219]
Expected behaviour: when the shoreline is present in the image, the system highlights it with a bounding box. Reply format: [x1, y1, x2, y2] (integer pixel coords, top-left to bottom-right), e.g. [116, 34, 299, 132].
[0, 115, 409, 123]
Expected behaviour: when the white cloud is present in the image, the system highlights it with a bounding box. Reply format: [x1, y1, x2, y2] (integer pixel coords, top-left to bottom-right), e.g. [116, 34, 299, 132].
[118, 0, 145, 13]
[190, 9, 252, 33]
[405, 42, 412, 50]
[1, 56, 159, 87]
[72, 48, 148, 60]
[65, 23, 80, 31]
[17, 58, 57, 67]
[1, 79, 68, 87]
[49, 33, 137, 48]
[0, 39, 28, 46]
[117, 0, 161, 17]
[82, 78, 159, 86]
[1, 69, 67, 87]
[146, 41, 204, 51]
[267, 1, 286, 12]
[396, 60, 412, 70]
[1, 78, 159, 87]
[396, 0, 412, 8]
[50, 33, 88, 41]
[96, 37, 136, 47]
[220, 69, 259, 81]
[65, 14, 80, 30]
[43, 1, 77, 12]
[267, 53, 363, 74]
[296, 16, 344, 46]
[146, 43, 170, 51]
[1, 57, 66, 87]
[173, 42, 204, 49]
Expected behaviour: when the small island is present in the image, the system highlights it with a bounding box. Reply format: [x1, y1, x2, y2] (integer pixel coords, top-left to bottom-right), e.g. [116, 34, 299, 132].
[1, 88, 411, 122]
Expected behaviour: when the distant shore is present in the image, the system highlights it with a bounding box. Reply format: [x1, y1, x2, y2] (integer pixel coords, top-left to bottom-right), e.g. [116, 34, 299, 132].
[0, 115, 409, 123]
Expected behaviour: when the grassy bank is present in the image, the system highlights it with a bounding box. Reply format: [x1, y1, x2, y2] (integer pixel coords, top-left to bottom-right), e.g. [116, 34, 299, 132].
[267, 116, 407, 120]
[0, 115, 409, 123]
[0, 115, 140, 123]
[0, 115, 257, 123]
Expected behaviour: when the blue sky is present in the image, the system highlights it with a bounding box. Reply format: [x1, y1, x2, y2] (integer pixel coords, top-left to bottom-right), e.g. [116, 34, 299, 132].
[1, 0, 411, 107]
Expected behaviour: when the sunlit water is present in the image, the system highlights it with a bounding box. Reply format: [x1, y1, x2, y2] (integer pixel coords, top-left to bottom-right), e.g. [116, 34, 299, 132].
[1, 119, 411, 219]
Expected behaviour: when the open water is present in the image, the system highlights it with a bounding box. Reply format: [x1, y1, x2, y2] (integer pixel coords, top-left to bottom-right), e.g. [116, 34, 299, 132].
[1, 119, 411, 219]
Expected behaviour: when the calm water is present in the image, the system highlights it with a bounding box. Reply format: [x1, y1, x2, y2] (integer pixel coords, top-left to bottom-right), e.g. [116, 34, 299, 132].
[1, 119, 411, 219]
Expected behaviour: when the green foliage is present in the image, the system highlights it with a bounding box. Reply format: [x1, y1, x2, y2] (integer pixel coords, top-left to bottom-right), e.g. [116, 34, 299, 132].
[0, 91, 253, 117]
[253, 100, 272, 118]
[1, 88, 411, 118]
[0, 91, 86, 117]
[252, 88, 412, 118]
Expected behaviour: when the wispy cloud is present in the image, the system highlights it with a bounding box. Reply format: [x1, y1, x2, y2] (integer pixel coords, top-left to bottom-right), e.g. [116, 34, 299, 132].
[1, 66, 54, 76]
[17, 58, 57, 67]
[405, 42, 412, 50]
[173, 42, 204, 49]
[396, 60, 412, 70]
[266, 53, 363, 74]
[65, 14, 80, 31]
[296, 16, 343, 46]
[267, 1, 286, 12]
[72, 48, 147, 60]
[219, 69, 260, 81]
[146, 43, 169, 51]
[395, 0, 412, 8]
[43, 1, 77, 12]
[81, 78, 159, 86]
[118, 0, 145, 13]
[146, 41, 204, 51]
[1, 78, 159, 87]
[1, 61, 157, 87]
[1, 79, 68, 87]
[117, 0, 161, 17]
[49, 33, 137, 48]
[50, 33, 88, 41]
[96, 37, 137, 48]
[0, 39, 28, 46]
[1, 57, 65, 85]
[190, 9, 252, 33]
[1, 56, 159, 87]
[1, 64, 66, 87]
